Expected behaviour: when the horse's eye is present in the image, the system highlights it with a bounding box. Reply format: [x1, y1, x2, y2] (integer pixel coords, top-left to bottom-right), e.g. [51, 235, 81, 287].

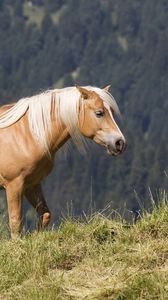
[95, 110, 104, 118]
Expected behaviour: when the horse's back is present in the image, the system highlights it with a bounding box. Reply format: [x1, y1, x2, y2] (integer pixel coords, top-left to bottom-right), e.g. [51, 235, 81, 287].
[0, 103, 15, 113]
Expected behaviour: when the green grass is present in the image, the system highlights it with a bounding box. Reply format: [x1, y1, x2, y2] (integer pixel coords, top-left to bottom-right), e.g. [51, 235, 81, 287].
[0, 200, 168, 299]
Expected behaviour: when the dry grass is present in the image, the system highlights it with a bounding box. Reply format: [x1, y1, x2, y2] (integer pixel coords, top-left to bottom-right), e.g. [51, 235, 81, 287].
[0, 199, 168, 299]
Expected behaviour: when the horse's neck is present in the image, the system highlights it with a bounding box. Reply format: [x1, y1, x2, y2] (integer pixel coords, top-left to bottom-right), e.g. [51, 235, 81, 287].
[0, 100, 71, 155]
[49, 117, 70, 153]
[50, 128, 70, 153]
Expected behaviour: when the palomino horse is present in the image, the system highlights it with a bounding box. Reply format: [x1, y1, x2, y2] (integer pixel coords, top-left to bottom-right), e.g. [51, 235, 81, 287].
[0, 85, 126, 238]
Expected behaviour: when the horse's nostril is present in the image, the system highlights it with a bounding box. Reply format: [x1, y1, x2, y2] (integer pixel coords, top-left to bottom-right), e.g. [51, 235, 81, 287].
[115, 139, 124, 151]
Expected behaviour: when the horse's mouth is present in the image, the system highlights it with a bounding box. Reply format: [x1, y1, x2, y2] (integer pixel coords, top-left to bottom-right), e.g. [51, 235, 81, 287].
[106, 143, 127, 156]
[106, 147, 121, 156]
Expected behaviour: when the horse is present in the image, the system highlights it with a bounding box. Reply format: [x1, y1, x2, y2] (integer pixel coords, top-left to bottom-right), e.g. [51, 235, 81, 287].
[0, 85, 126, 238]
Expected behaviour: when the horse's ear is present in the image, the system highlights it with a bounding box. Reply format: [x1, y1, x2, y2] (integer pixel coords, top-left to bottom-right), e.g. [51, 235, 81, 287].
[76, 85, 90, 99]
[102, 85, 111, 92]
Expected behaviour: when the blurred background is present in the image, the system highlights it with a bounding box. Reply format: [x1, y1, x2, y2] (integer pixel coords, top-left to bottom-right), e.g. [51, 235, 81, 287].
[0, 0, 167, 225]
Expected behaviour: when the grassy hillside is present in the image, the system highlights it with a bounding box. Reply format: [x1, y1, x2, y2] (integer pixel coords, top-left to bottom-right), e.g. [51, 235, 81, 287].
[0, 198, 167, 299]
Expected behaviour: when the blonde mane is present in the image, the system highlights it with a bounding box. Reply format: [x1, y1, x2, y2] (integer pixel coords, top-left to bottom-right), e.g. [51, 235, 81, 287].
[0, 86, 120, 154]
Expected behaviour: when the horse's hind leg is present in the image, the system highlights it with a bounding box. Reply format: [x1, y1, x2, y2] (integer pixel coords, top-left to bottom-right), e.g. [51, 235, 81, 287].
[6, 179, 24, 239]
[25, 184, 51, 230]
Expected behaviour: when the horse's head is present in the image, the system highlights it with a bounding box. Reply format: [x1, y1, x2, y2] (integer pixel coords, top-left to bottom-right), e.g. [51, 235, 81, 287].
[77, 86, 126, 156]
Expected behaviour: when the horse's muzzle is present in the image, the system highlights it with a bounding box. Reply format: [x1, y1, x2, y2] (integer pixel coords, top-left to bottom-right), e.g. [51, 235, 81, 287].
[107, 138, 127, 156]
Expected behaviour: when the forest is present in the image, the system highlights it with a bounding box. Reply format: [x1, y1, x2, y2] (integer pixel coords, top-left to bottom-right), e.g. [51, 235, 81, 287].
[0, 0, 167, 223]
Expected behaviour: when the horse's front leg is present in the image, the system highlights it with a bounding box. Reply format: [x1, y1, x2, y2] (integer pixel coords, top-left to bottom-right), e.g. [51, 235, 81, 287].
[25, 184, 51, 230]
[6, 178, 24, 239]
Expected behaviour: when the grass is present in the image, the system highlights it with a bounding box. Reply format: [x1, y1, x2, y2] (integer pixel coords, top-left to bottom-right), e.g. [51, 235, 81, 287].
[0, 199, 168, 299]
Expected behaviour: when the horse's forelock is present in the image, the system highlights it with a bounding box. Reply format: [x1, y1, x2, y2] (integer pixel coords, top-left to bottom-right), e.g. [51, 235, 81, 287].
[84, 86, 120, 116]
